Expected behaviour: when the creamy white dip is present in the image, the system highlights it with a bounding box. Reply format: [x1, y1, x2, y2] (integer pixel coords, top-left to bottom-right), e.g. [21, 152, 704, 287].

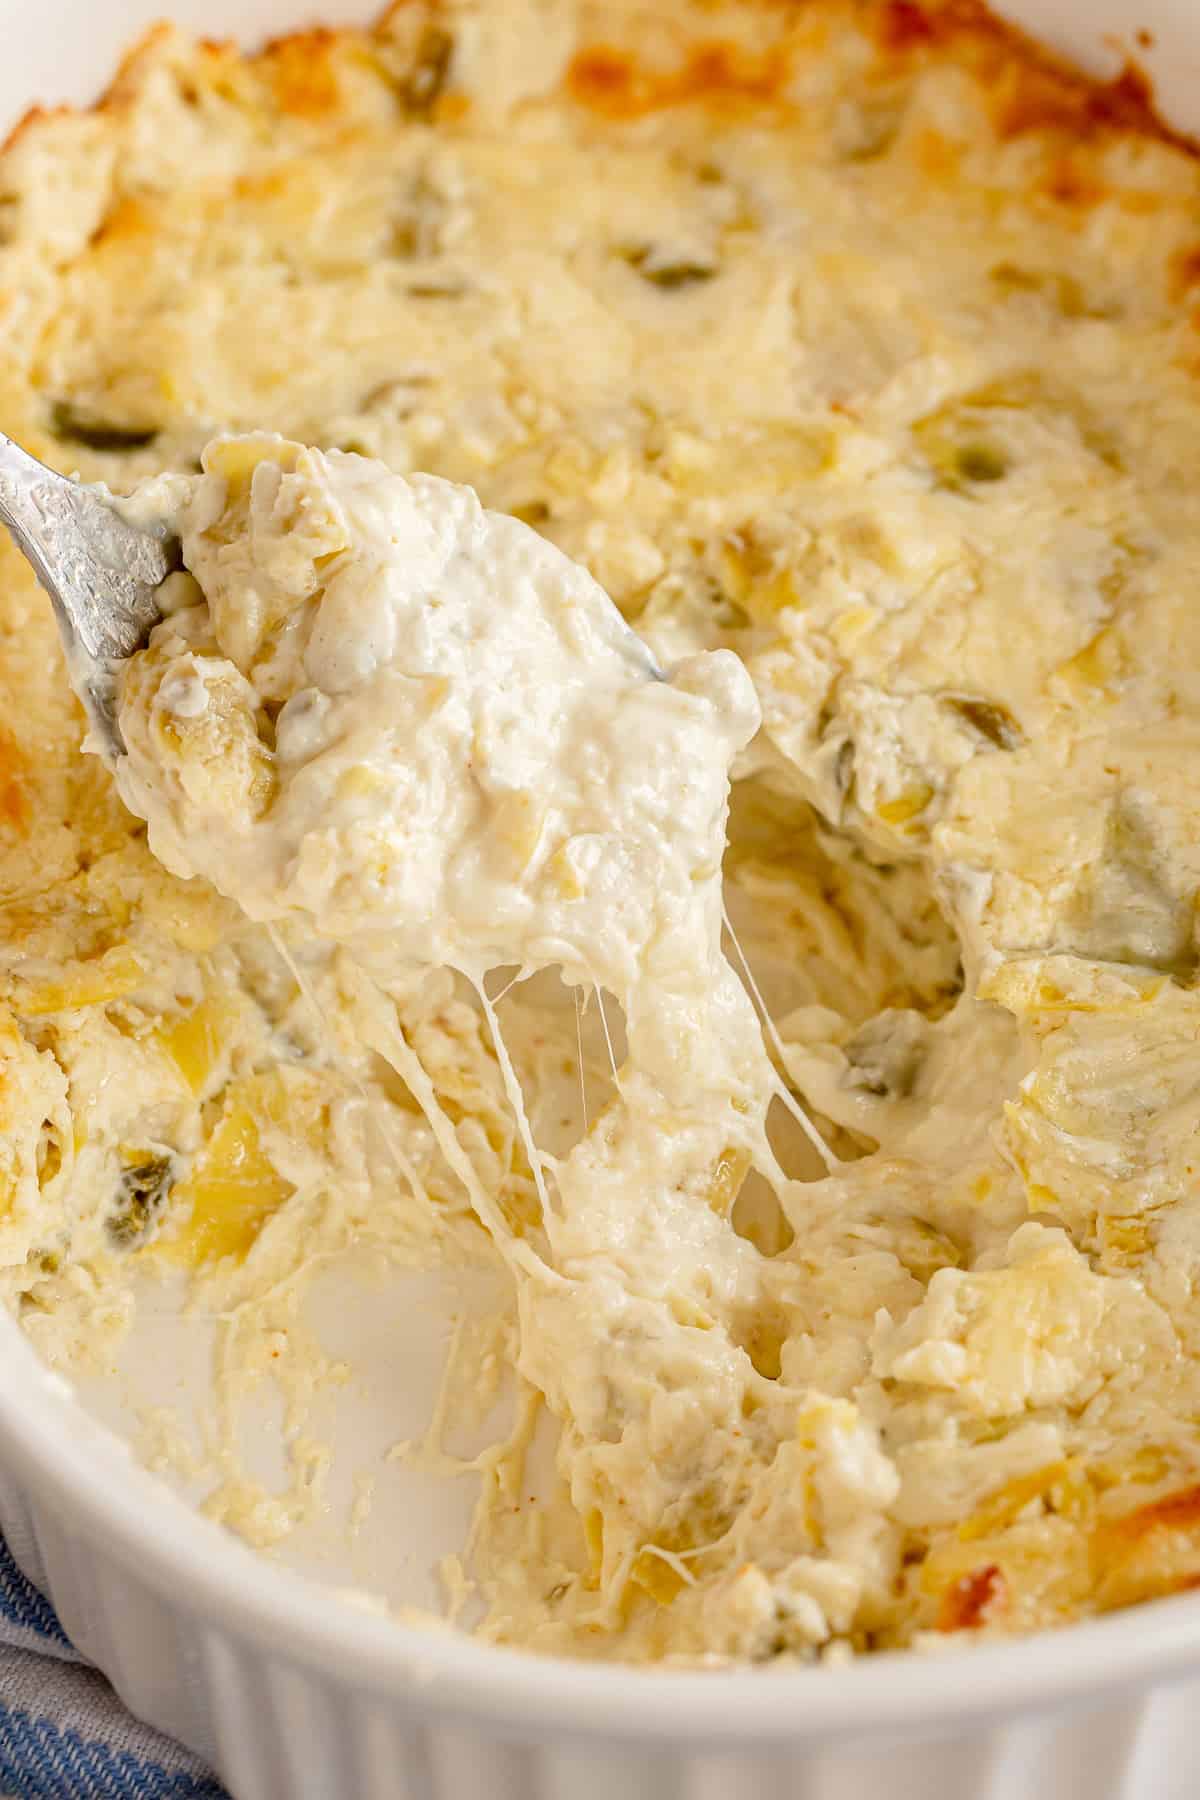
[116, 437, 758, 1002]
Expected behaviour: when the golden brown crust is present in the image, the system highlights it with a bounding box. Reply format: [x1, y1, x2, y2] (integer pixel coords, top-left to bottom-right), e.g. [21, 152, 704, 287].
[0, 732, 29, 834]
[558, 0, 1199, 164]
[936, 1561, 1008, 1632]
[1110, 1482, 1200, 1543]
[566, 39, 792, 119]
[260, 28, 346, 117]
[97, 21, 178, 114]
[3, 2, 1194, 168]
[1167, 243, 1200, 302]
[869, 0, 1195, 155]
[1, 102, 70, 157]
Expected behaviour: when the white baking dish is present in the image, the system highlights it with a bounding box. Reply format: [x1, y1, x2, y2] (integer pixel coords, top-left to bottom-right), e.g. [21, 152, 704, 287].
[4, 2, 1200, 1796]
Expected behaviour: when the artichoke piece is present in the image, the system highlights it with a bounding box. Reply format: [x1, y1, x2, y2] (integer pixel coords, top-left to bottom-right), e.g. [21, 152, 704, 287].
[51, 401, 158, 452]
[989, 262, 1091, 318]
[629, 1546, 689, 1604]
[1064, 794, 1197, 978]
[912, 408, 1010, 492]
[946, 696, 1024, 750]
[875, 784, 934, 827]
[843, 1009, 926, 1099]
[109, 1152, 175, 1248]
[836, 91, 907, 161]
[953, 443, 1008, 484]
[623, 246, 717, 289]
[402, 25, 454, 117]
[914, 368, 1123, 491]
[405, 281, 470, 299]
[891, 1216, 963, 1281]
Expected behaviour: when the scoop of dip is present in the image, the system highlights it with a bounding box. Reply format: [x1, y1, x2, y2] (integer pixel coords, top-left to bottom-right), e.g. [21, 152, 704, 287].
[114, 433, 759, 1005]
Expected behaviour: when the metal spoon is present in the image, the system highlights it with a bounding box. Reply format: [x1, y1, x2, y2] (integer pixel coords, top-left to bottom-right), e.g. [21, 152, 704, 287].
[0, 429, 667, 759]
[0, 431, 177, 757]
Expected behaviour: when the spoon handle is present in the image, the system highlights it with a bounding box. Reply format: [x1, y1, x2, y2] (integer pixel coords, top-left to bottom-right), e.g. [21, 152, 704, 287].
[0, 432, 179, 756]
[0, 431, 176, 662]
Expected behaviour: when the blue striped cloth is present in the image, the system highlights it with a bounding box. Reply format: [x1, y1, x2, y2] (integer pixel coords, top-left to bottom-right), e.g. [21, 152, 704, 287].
[0, 1539, 226, 1799]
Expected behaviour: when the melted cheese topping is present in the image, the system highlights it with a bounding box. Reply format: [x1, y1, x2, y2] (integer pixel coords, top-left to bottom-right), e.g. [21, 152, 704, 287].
[2, 0, 1200, 1663]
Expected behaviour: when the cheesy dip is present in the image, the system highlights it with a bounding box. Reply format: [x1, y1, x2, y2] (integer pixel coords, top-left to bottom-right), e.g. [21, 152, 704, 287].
[3, 0, 1200, 1664]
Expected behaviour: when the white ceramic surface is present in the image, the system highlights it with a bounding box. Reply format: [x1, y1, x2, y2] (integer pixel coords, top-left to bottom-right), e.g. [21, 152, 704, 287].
[2, 4, 1200, 1797]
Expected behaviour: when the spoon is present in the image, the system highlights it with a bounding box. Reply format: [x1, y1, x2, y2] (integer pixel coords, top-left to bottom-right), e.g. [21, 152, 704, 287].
[0, 429, 669, 762]
[0, 430, 177, 757]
